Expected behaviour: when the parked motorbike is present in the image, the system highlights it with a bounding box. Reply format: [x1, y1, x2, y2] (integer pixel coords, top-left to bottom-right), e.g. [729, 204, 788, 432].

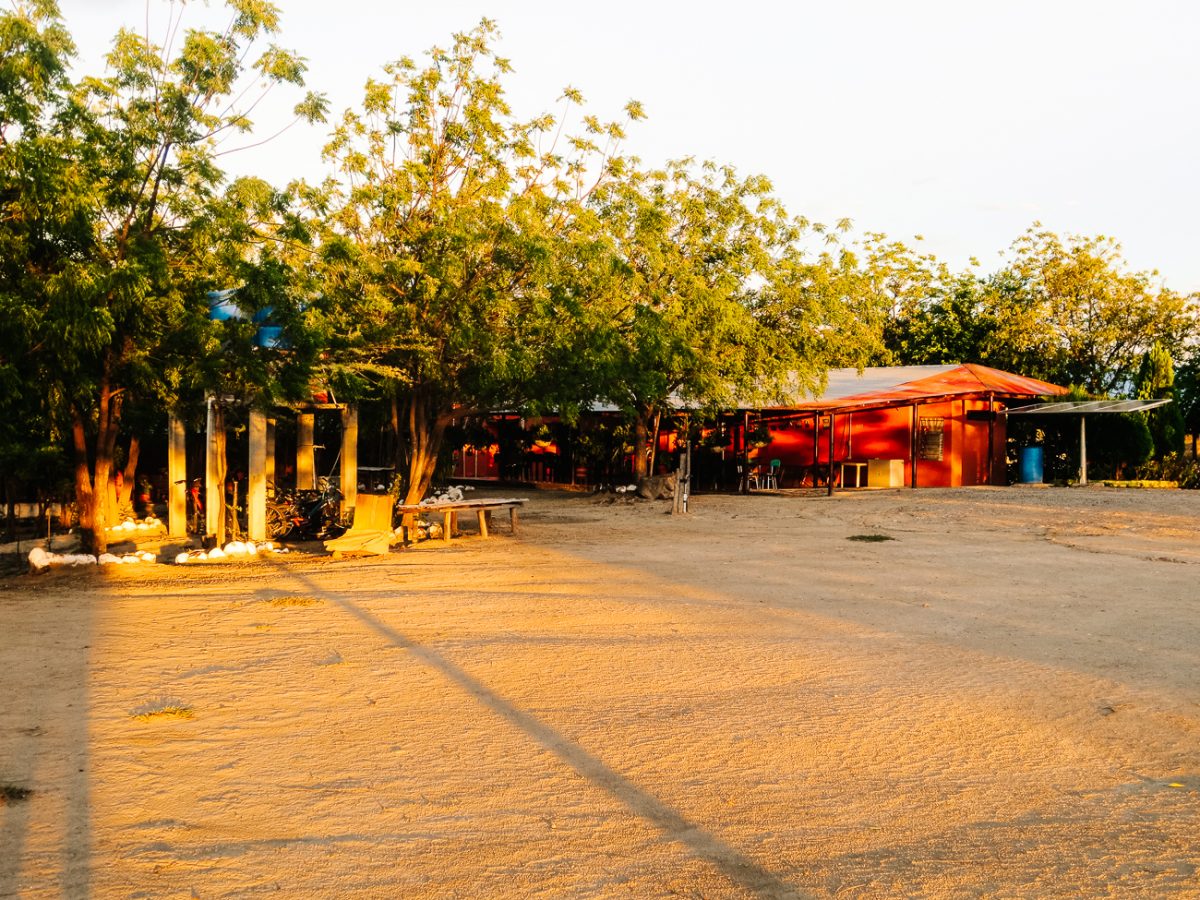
[267, 478, 346, 540]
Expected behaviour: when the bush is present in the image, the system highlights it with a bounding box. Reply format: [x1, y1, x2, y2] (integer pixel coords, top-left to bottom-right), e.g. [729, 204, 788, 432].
[1134, 454, 1200, 489]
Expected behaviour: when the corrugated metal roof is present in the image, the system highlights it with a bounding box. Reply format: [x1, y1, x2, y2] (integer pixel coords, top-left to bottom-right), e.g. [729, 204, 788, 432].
[1006, 399, 1170, 415]
[770, 363, 1068, 412]
[588, 364, 1067, 414]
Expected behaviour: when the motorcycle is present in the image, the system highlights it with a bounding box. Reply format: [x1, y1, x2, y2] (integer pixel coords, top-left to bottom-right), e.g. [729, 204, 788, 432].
[267, 478, 346, 540]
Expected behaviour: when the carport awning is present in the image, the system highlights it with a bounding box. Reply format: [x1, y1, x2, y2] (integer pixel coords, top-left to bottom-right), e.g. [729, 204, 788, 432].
[1006, 399, 1171, 415]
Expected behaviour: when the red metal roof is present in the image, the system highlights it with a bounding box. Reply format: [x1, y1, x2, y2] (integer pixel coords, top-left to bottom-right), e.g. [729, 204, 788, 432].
[773, 363, 1068, 412]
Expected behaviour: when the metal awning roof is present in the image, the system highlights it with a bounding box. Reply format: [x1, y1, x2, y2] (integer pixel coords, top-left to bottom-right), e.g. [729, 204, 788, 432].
[765, 363, 1068, 413]
[1006, 399, 1171, 415]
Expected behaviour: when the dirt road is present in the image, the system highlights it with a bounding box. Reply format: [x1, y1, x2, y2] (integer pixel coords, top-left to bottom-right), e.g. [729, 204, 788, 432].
[2, 486, 1197, 897]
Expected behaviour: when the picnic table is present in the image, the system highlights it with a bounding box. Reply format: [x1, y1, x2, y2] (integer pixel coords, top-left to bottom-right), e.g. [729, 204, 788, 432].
[396, 497, 527, 543]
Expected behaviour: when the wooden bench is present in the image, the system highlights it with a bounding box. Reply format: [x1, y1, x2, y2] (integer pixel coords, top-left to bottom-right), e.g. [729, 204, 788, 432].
[395, 498, 526, 544]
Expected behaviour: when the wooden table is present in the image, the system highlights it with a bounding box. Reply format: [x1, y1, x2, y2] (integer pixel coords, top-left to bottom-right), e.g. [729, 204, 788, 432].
[396, 498, 527, 543]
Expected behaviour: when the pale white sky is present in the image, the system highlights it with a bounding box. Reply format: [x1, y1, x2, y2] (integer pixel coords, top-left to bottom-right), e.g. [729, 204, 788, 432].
[58, 0, 1200, 291]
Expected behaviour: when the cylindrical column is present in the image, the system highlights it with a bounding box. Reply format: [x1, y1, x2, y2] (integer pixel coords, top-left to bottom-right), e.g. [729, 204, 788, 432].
[911, 404, 919, 488]
[248, 410, 267, 541]
[827, 411, 836, 497]
[265, 418, 276, 493]
[296, 412, 315, 490]
[1079, 416, 1088, 486]
[168, 416, 186, 537]
[340, 404, 358, 519]
[205, 398, 225, 541]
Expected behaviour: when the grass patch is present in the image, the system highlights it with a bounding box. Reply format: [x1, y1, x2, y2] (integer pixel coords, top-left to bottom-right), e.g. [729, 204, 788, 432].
[847, 534, 896, 543]
[130, 697, 194, 722]
[1099, 480, 1179, 489]
[268, 595, 322, 607]
[0, 784, 32, 805]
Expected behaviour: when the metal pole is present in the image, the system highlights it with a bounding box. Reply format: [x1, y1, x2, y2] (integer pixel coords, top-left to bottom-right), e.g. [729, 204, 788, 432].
[911, 404, 919, 489]
[812, 413, 819, 486]
[740, 410, 750, 494]
[827, 411, 836, 497]
[683, 429, 692, 513]
[986, 392, 995, 485]
[1079, 416, 1088, 486]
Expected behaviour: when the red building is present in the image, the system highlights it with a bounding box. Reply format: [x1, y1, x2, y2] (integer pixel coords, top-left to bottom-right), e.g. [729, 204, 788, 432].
[451, 364, 1068, 489]
[752, 364, 1067, 488]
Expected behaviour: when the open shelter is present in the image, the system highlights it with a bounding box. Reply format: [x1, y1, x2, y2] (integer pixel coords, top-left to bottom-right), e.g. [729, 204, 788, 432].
[749, 364, 1069, 492]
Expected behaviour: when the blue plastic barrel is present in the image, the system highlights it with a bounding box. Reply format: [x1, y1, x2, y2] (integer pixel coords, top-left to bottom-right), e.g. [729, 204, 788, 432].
[1018, 446, 1044, 483]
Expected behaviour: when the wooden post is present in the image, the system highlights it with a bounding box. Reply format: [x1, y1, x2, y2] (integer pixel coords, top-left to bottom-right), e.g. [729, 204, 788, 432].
[986, 392, 995, 485]
[265, 418, 276, 493]
[812, 413, 820, 487]
[205, 397, 222, 539]
[827, 411, 836, 497]
[911, 404, 919, 489]
[734, 412, 744, 496]
[296, 412, 315, 490]
[340, 404, 358, 520]
[478, 509, 489, 538]
[1079, 416, 1088, 485]
[168, 416, 186, 537]
[248, 409, 267, 542]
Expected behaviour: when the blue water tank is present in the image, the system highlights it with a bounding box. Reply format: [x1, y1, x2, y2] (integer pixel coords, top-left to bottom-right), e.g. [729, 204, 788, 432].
[1018, 446, 1044, 483]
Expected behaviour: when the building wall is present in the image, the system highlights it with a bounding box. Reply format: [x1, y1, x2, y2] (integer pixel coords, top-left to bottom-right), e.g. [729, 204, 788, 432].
[754, 397, 1008, 488]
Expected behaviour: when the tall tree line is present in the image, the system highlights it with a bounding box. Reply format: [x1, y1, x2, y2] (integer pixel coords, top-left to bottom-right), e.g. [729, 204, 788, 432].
[3, 1, 1199, 552]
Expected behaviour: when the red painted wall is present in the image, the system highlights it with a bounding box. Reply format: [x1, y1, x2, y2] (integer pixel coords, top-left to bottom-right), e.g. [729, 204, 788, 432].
[753, 398, 1008, 488]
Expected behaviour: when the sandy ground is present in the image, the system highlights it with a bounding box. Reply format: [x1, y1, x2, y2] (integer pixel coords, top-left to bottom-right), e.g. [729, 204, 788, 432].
[1, 485, 1198, 899]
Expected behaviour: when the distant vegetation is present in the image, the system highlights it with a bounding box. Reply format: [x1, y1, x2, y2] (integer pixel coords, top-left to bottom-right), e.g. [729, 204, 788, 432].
[3, 1, 1199, 551]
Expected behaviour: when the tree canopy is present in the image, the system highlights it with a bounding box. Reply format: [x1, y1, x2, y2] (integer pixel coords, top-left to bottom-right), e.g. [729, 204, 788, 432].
[3, 1, 1200, 536]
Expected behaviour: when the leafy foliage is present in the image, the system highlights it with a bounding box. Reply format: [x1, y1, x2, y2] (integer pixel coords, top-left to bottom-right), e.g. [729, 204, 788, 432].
[313, 20, 641, 503]
[0, 0, 320, 550]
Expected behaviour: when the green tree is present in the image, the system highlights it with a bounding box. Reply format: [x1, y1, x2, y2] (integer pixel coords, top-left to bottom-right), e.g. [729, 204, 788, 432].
[988, 227, 1196, 393]
[314, 20, 639, 504]
[576, 160, 818, 478]
[0, 0, 323, 552]
[884, 227, 1198, 395]
[1134, 342, 1185, 459]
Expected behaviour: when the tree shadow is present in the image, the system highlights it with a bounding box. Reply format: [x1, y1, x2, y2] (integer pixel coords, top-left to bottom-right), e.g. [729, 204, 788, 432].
[0, 568, 96, 896]
[277, 563, 805, 899]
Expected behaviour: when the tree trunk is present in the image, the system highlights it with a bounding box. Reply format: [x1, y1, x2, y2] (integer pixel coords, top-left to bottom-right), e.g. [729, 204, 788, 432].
[3, 477, 14, 542]
[647, 409, 663, 476]
[71, 375, 125, 555]
[117, 435, 140, 513]
[399, 390, 450, 508]
[632, 405, 656, 480]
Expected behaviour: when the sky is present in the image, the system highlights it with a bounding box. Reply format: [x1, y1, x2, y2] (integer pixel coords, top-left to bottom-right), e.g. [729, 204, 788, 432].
[56, 0, 1200, 292]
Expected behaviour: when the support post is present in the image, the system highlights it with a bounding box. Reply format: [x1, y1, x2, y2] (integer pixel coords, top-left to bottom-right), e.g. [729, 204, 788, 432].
[740, 410, 750, 494]
[168, 416, 186, 537]
[248, 409, 267, 542]
[205, 398, 225, 543]
[1079, 416, 1088, 486]
[827, 411, 836, 497]
[911, 404, 919, 489]
[340, 404, 359, 520]
[812, 413, 819, 486]
[986, 392, 995, 485]
[296, 412, 315, 490]
[265, 418, 276, 494]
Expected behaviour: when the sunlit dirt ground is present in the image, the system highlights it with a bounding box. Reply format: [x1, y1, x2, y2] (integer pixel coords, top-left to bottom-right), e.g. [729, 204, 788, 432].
[2, 486, 1198, 898]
